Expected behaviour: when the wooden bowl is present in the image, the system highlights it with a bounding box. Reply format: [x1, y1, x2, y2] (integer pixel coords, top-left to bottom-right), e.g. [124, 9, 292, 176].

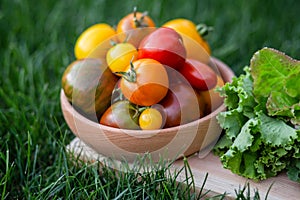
[61, 57, 234, 162]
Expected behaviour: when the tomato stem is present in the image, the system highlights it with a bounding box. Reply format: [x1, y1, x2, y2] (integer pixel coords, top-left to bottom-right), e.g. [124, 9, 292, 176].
[110, 40, 117, 46]
[138, 106, 149, 113]
[196, 23, 214, 37]
[115, 60, 137, 82]
[129, 103, 141, 119]
[111, 87, 125, 104]
[133, 6, 148, 28]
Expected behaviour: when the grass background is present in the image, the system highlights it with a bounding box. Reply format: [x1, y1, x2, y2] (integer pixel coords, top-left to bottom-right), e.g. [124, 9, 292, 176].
[0, 0, 299, 199]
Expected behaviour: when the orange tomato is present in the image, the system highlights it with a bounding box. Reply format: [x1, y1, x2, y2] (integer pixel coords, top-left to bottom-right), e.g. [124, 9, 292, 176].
[119, 58, 169, 106]
[199, 75, 225, 114]
[116, 9, 156, 47]
[117, 9, 156, 34]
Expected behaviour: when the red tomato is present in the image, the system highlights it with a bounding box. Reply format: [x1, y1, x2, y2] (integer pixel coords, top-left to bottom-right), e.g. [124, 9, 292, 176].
[179, 58, 217, 91]
[138, 27, 187, 70]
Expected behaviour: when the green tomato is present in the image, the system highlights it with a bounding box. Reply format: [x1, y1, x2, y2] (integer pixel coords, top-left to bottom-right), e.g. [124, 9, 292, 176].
[99, 100, 140, 130]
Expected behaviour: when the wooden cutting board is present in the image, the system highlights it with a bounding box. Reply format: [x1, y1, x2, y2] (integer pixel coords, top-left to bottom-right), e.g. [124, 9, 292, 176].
[67, 137, 300, 199]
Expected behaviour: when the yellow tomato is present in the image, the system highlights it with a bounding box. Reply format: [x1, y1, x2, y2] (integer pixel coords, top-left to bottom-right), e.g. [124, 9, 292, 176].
[106, 42, 138, 75]
[199, 75, 225, 114]
[162, 18, 211, 56]
[74, 23, 116, 59]
[139, 108, 163, 130]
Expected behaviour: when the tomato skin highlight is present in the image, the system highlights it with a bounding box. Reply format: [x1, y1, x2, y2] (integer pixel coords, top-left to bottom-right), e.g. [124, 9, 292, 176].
[120, 58, 169, 106]
[138, 27, 187, 70]
[179, 59, 217, 91]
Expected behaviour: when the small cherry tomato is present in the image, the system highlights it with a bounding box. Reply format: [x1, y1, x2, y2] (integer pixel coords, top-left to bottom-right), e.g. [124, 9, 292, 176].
[99, 100, 140, 130]
[117, 7, 156, 34]
[179, 58, 217, 91]
[74, 23, 116, 59]
[162, 18, 211, 55]
[199, 75, 225, 114]
[119, 58, 169, 106]
[159, 83, 205, 128]
[106, 42, 138, 75]
[139, 108, 163, 130]
[138, 27, 187, 70]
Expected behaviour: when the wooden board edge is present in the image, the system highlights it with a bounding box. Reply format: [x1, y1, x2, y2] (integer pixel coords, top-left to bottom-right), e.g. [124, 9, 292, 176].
[67, 137, 300, 199]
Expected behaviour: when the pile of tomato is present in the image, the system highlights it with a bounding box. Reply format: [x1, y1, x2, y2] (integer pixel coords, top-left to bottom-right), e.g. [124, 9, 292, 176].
[63, 8, 225, 130]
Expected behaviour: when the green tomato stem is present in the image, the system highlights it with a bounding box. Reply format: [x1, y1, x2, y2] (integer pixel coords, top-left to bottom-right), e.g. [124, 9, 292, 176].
[109, 39, 117, 46]
[133, 6, 148, 28]
[196, 23, 214, 37]
[138, 106, 149, 113]
[129, 103, 141, 120]
[115, 61, 137, 83]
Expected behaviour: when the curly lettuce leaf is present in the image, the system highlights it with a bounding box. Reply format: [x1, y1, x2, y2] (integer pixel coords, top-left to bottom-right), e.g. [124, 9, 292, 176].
[216, 67, 257, 140]
[217, 110, 248, 141]
[220, 119, 260, 179]
[217, 67, 257, 118]
[258, 111, 297, 145]
[287, 159, 300, 182]
[287, 131, 300, 182]
[213, 134, 233, 156]
[214, 62, 300, 182]
[219, 112, 297, 181]
[250, 47, 300, 125]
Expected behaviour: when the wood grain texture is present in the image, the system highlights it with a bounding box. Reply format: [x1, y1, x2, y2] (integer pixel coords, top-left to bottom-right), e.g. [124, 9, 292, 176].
[173, 153, 300, 200]
[67, 137, 300, 199]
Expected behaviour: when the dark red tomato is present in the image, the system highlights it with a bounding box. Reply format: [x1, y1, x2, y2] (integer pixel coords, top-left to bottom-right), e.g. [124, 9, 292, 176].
[100, 101, 140, 130]
[179, 58, 217, 91]
[138, 27, 187, 70]
[159, 83, 205, 128]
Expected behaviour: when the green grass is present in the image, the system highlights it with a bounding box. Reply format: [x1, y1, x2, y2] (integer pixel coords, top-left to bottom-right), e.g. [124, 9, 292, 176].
[0, 0, 299, 199]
